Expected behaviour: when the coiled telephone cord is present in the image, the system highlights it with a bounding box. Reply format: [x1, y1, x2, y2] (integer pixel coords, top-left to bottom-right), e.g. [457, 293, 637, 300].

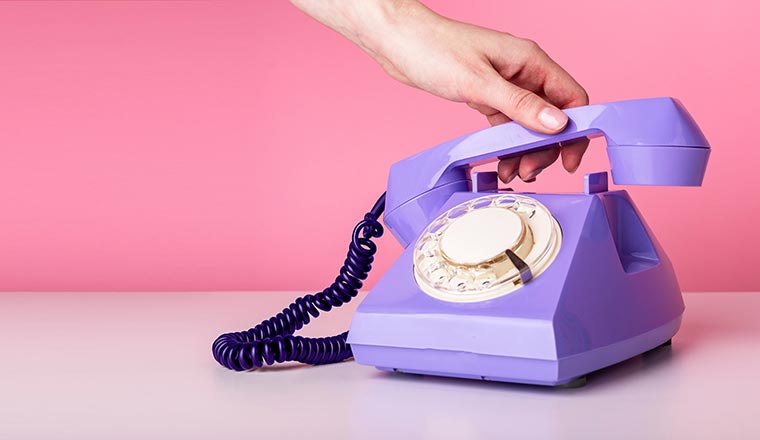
[212, 193, 386, 371]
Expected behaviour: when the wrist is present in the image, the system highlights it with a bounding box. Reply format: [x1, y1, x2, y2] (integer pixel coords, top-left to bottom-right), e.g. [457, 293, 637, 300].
[348, 0, 429, 54]
[290, 0, 435, 61]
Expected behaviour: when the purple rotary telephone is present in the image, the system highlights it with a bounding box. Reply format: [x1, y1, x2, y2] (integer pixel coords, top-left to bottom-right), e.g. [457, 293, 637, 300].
[214, 97, 710, 387]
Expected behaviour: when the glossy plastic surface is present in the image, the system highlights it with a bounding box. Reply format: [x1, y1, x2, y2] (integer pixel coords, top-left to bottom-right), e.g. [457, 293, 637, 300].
[348, 96, 709, 387]
[584, 171, 609, 194]
[384, 97, 711, 247]
[349, 190, 684, 385]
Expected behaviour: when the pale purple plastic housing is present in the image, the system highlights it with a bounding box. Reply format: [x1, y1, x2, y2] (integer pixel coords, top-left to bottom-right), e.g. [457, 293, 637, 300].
[383, 97, 709, 248]
[348, 97, 710, 386]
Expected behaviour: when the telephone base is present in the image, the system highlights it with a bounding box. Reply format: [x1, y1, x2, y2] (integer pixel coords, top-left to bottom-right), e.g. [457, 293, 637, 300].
[358, 316, 680, 387]
[341, 97, 708, 388]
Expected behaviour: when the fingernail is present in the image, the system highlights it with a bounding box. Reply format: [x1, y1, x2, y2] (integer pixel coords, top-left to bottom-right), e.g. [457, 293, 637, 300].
[522, 167, 544, 181]
[538, 107, 567, 131]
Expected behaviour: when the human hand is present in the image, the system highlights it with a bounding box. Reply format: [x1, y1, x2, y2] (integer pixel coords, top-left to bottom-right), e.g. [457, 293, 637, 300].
[290, 0, 590, 183]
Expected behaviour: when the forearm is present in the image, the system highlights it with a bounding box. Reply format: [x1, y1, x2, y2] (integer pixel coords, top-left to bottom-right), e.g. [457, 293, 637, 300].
[288, 0, 427, 54]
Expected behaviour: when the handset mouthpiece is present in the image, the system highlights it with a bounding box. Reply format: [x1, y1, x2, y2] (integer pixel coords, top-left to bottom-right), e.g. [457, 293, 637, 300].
[608, 145, 709, 186]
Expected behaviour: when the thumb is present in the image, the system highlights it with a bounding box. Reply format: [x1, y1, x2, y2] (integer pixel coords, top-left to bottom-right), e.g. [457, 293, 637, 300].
[474, 74, 568, 134]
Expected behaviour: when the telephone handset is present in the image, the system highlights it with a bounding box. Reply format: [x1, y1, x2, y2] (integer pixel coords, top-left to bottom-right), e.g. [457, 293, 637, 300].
[214, 97, 710, 387]
[383, 97, 710, 247]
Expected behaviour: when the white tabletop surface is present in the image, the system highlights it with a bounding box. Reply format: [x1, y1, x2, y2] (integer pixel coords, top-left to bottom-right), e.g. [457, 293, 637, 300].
[1, 291, 758, 439]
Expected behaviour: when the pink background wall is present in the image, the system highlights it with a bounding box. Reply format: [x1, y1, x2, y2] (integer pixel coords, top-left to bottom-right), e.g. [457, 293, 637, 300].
[0, 1, 757, 292]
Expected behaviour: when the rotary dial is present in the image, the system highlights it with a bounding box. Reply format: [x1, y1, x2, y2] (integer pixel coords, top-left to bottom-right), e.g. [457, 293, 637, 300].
[413, 194, 562, 303]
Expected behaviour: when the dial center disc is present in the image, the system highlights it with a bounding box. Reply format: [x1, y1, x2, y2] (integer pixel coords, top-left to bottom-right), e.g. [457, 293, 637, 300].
[439, 207, 524, 266]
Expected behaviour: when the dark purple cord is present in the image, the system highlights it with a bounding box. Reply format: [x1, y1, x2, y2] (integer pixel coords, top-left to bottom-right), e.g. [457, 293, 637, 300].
[212, 193, 386, 371]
